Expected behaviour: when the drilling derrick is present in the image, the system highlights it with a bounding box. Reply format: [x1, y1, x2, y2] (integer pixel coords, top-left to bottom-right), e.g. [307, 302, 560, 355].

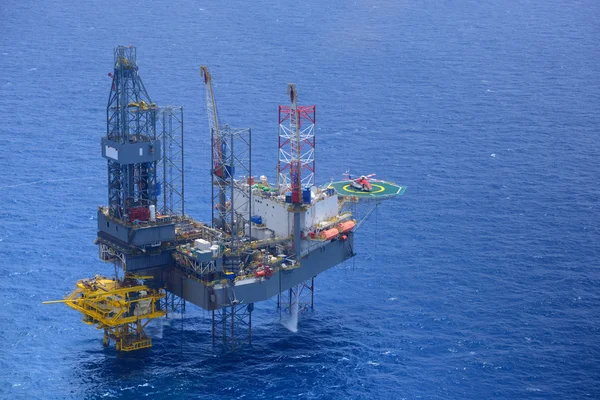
[105, 46, 159, 220]
[97, 46, 181, 273]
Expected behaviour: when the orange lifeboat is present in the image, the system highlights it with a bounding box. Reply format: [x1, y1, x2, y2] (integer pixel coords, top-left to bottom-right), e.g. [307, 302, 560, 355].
[320, 228, 339, 241]
[337, 220, 355, 233]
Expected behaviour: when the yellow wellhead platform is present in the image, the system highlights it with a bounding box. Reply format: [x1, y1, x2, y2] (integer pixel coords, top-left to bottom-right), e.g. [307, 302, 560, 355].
[44, 275, 165, 351]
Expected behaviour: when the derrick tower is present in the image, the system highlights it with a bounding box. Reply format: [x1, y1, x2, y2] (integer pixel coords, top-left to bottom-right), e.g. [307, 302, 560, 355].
[105, 46, 159, 220]
[98, 46, 183, 272]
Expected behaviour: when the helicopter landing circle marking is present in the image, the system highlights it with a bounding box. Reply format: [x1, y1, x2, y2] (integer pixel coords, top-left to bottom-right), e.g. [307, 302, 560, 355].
[342, 183, 386, 194]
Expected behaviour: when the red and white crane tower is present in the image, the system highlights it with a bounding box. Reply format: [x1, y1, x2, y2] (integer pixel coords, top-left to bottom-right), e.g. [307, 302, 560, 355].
[277, 84, 316, 203]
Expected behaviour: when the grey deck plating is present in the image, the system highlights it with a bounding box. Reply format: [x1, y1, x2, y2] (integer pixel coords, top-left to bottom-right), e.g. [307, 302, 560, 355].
[164, 236, 354, 310]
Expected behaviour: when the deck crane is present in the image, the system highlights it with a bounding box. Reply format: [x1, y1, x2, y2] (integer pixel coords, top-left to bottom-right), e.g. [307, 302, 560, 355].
[200, 66, 230, 231]
[200, 66, 224, 178]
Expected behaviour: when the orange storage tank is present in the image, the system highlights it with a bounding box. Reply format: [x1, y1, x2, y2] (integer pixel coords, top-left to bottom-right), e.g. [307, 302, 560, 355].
[320, 228, 339, 240]
[337, 220, 355, 233]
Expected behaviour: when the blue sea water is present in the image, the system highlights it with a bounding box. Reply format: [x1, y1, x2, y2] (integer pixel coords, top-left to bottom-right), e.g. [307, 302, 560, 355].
[1, 0, 600, 398]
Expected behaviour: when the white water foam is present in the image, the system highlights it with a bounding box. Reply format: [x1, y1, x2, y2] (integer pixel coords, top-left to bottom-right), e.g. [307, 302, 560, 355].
[282, 285, 299, 333]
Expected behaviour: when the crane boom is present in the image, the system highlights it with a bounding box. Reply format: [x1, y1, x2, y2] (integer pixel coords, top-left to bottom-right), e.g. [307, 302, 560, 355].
[200, 66, 223, 175]
[200, 66, 219, 137]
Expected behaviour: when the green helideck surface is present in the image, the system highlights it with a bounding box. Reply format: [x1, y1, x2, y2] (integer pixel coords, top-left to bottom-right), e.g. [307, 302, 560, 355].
[328, 180, 406, 199]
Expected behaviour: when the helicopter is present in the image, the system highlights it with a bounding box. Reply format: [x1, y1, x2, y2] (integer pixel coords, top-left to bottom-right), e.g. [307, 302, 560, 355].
[343, 170, 376, 192]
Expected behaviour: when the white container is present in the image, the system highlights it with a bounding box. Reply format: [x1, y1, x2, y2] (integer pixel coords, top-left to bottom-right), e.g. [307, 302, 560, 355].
[210, 244, 220, 257]
[194, 239, 211, 251]
[149, 205, 156, 222]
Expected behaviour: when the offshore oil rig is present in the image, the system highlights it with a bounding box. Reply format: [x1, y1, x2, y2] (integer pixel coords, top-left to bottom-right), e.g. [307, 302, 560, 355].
[45, 46, 404, 351]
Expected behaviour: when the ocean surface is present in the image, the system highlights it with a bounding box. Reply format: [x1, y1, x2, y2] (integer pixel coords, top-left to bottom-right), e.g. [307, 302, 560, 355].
[1, 0, 599, 398]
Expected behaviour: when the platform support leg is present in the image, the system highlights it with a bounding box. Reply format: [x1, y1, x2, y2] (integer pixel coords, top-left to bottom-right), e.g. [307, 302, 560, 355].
[248, 307, 252, 345]
[212, 303, 253, 351]
[211, 310, 215, 346]
[222, 307, 227, 347]
[278, 277, 315, 315]
[161, 290, 186, 317]
[310, 277, 314, 310]
[231, 306, 235, 351]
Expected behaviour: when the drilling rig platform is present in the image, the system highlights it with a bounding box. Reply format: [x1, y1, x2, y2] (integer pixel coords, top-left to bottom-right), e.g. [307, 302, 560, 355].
[45, 45, 405, 351]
